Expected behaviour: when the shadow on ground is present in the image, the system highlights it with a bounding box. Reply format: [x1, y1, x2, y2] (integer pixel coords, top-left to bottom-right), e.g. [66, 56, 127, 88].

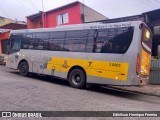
[9, 71, 151, 101]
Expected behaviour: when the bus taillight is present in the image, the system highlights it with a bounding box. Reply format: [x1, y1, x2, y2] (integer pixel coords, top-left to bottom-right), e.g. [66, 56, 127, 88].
[136, 54, 141, 75]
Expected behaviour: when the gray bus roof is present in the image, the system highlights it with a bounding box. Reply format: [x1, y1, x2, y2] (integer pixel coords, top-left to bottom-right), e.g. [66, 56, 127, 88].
[11, 21, 143, 34]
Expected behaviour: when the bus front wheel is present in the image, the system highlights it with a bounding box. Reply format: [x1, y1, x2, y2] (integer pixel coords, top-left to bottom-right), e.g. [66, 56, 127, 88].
[68, 69, 86, 89]
[19, 61, 29, 77]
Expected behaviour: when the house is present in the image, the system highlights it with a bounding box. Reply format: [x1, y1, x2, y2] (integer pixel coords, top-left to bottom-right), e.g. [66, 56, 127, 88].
[0, 29, 10, 64]
[0, 16, 15, 27]
[0, 21, 26, 30]
[26, 1, 108, 29]
[0, 17, 27, 63]
[0, 29, 10, 55]
[0, 16, 26, 30]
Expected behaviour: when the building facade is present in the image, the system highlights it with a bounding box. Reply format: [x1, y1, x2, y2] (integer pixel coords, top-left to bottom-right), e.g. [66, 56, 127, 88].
[0, 30, 10, 54]
[26, 1, 107, 29]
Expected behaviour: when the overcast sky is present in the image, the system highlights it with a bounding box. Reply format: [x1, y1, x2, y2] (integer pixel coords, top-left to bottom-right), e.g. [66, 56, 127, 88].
[0, 0, 160, 21]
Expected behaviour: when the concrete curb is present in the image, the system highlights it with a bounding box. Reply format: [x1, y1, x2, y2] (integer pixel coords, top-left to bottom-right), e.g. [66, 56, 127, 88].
[104, 86, 160, 97]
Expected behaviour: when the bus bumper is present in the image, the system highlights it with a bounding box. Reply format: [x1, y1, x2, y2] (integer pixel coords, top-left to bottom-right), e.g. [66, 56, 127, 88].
[130, 75, 148, 86]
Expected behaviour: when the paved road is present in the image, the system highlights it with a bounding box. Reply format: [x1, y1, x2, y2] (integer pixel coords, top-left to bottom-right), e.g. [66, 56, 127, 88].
[0, 65, 160, 120]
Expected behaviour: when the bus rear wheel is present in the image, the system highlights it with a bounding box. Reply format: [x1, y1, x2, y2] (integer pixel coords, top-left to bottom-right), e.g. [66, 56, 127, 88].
[19, 61, 29, 77]
[68, 69, 86, 89]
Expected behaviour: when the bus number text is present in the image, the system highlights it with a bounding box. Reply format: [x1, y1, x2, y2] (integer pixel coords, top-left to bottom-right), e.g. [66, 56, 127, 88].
[109, 63, 121, 67]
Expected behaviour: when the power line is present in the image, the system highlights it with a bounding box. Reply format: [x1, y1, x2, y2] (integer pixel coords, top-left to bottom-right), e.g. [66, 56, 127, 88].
[141, 0, 157, 8]
[147, 0, 159, 7]
[17, 0, 33, 11]
[154, 0, 160, 5]
[0, 5, 10, 18]
[23, 0, 39, 11]
[21, 0, 38, 11]
[141, 0, 155, 7]
[28, 0, 40, 11]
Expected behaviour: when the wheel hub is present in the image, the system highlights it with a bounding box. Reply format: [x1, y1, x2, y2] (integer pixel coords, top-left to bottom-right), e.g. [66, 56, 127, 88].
[72, 74, 81, 85]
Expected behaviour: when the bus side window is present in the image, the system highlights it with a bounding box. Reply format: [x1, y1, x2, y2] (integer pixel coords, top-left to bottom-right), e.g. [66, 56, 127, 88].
[64, 30, 88, 52]
[101, 40, 113, 53]
[21, 34, 33, 49]
[86, 30, 97, 52]
[35, 32, 49, 50]
[113, 27, 134, 53]
[94, 27, 134, 54]
[95, 29, 113, 53]
[21, 35, 29, 49]
[49, 31, 65, 51]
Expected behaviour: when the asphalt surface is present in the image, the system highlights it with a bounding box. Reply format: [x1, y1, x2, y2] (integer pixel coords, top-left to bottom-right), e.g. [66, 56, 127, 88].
[0, 65, 160, 120]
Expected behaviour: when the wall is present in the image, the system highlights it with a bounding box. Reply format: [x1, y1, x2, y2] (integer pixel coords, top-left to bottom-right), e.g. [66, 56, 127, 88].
[45, 2, 82, 28]
[0, 32, 10, 54]
[80, 4, 107, 23]
[27, 17, 42, 29]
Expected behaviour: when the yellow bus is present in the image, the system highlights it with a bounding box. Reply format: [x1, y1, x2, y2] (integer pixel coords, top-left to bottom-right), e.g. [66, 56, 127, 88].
[6, 21, 152, 88]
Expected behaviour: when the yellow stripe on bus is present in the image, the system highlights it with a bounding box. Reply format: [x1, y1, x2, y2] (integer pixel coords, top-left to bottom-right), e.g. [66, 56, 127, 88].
[47, 57, 129, 81]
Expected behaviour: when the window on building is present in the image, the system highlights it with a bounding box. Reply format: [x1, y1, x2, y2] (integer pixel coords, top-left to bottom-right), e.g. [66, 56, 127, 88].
[57, 13, 69, 25]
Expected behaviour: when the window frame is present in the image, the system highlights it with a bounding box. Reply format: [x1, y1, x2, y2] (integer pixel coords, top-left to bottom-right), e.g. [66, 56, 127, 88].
[57, 12, 69, 25]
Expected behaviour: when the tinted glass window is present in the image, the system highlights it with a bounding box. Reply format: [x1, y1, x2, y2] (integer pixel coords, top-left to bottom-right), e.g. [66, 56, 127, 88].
[21, 32, 50, 50]
[48, 31, 65, 51]
[86, 30, 97, 52]
[93, 27, 134, 54]
[50, 31, 65, 39]
[21, 34, 32, 49]
[64, 30, 88, 52]
[35, 32, 49, 50]
[20, 27, 133, 53]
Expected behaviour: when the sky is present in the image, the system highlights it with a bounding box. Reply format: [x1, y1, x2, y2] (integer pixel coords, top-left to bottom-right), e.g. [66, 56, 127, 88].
[0, 0, 160, 21]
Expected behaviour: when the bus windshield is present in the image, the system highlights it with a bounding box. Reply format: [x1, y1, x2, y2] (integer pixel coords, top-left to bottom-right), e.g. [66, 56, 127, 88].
[8, 34, 21, 54]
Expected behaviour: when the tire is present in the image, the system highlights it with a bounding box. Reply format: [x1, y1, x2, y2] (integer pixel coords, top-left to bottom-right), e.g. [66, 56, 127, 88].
[19, 61, 29, 76]
[68, 69, 86, 89]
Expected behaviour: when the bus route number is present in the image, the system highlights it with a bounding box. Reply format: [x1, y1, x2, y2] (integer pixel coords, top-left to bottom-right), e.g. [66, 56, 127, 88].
[109, 63, 121, 67]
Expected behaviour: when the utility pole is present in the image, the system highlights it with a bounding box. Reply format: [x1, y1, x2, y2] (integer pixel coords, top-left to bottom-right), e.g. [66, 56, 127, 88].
[42, 0, 46, 28]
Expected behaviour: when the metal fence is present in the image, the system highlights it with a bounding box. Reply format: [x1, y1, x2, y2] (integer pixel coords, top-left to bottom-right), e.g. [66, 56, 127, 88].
[149, 57, 160, 84]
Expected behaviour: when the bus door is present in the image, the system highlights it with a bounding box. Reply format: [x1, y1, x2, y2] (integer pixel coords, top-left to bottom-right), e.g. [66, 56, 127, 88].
[7, 35, 21, 69]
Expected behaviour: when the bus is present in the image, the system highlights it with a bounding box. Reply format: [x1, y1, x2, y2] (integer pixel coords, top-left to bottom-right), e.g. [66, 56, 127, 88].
[6, 21, 152, 88]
